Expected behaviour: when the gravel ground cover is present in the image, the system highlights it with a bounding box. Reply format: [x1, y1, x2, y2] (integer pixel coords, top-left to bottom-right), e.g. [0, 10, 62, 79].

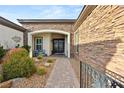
[10, 57, 55, 88]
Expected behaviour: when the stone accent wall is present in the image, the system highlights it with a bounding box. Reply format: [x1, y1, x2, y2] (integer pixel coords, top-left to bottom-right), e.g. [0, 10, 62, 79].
[52, 33, 65, 39]
[21, 23, 74, 56]
[76, 5, 124, 76]
[23, 31, 28, 45]
[22, 23, 73, 32]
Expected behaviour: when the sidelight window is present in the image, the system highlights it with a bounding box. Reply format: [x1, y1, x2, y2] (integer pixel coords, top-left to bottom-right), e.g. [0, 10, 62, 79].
[35, 38, 43, 51]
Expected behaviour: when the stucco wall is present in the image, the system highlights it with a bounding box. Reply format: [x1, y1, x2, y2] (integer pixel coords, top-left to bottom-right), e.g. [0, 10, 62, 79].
[76, 5, 124, 76]
[43, 33, 51, 56]
[0, 24, 23, 49]
[32, 33, 51, 56]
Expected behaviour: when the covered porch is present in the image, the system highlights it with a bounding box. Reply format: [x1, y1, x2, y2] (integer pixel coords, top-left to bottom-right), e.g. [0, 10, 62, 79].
[28, 30, 70, 58]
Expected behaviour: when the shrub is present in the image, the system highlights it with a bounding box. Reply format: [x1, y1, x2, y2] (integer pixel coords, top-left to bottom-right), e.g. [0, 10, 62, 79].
[36, 66, 47, 75]
[2, 57, 36, 80]
[0, 46, 5, 59]
[2, 48, 36, 80]
[21, 45, 31, 53]
[4, 48, 28, 61]
[0, 74, 3, 83]
[37, 52, 43, 60]
[37, 55, 42, 60]
[47, 59, 53, 63]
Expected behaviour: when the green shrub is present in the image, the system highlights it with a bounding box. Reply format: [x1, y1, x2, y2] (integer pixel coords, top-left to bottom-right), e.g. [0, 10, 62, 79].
[37, 52, 43, 60]
[36, 66, 47, 75]
[37, 55, 43, 60]
[2, 48, 36, 80]
[0, 46, 5, 59]
[5, 48, 28, 61]
[0, 74, 3, 83]
[47, 59, 53, 63]
[2, 57, 36, 80]
[21, 45, 31, 53]
[10, 48, 28, 57]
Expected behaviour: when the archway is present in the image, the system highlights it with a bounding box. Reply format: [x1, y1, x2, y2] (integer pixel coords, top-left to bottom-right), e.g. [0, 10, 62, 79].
[28, 29, 70, 58]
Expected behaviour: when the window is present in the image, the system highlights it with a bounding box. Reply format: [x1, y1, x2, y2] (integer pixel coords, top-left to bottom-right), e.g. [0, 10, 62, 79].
[74, 31, 79, 53]
[35, 38, 43, 51]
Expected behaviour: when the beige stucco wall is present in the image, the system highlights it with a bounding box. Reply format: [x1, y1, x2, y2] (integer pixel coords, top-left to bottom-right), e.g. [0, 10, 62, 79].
[32, 33, 51, 56]
[43, 33, 52, 56]
[75, 5, 124, 76]
[0, 24, 23, 49]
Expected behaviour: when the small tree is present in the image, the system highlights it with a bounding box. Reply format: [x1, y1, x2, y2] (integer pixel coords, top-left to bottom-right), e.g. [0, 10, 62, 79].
[11, 36, 21, 48]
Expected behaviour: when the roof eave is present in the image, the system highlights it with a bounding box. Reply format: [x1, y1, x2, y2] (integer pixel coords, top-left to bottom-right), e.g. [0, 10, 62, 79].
[0, 16, 28, 32]
[17, 19, 76, 24]
[73, 5, 97, 31]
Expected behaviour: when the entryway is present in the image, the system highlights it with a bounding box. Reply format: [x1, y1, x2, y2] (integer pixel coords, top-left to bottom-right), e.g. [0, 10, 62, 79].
[52, 39, 65, 54]
[28, 29, 70, 58]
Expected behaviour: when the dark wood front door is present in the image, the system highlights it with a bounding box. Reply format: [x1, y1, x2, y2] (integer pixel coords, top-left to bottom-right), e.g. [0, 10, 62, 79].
[53, 39, 64, 54]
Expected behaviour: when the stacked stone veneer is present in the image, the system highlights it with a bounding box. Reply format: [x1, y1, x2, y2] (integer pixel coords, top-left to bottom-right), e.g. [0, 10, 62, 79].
[21, 23, 74, 56]
[75, 5, 124, 75]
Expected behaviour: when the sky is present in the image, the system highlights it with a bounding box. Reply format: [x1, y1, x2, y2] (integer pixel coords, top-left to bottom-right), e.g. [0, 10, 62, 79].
[0, 5, 83, 25]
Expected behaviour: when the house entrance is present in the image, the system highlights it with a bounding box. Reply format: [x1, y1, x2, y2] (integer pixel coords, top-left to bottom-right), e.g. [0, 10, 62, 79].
[52, 39, 65, 54]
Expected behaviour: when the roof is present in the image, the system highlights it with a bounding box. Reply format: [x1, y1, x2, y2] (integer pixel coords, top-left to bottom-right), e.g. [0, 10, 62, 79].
[74, 5, 97, 30]
[17, 19, 76, 23]
[0, 16, 28, 32]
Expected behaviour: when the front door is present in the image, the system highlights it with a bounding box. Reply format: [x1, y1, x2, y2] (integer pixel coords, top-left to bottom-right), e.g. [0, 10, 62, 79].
[53, 39, 64, 54]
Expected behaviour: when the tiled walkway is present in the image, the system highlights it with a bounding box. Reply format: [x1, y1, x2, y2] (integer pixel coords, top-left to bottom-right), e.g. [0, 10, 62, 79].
[45, 57, 80, 88]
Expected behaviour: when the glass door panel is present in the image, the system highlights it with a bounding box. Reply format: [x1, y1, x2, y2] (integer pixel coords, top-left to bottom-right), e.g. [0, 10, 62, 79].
[53, 39, 64, 54]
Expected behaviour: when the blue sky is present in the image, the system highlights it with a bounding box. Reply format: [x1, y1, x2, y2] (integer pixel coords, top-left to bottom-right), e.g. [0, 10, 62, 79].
[0, 5, 83, 25]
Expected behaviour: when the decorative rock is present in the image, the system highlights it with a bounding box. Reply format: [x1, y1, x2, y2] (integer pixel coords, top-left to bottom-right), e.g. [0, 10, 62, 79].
[44, 63, 50, 67]
[11, 74, 46, 88]
[11, 78, 26, 87]
[12, 78, 26, 82]
[0, 80, 12, 88]
[34, 58, 40, 62]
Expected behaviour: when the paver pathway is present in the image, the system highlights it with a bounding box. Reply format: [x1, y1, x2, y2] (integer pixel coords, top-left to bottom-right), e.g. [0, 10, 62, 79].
[45, 57, 80, 88]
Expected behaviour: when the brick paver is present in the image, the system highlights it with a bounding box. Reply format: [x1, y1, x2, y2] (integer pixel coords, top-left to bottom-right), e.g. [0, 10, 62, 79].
[45, 57, 80, 88]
